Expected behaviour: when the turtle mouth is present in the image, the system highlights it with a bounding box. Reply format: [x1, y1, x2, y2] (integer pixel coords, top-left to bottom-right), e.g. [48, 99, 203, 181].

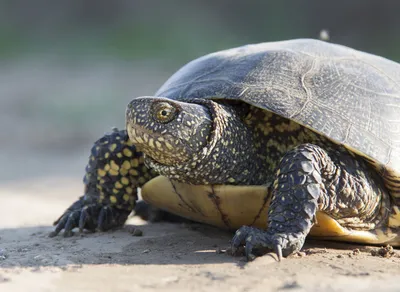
[126, 123, 191, 166]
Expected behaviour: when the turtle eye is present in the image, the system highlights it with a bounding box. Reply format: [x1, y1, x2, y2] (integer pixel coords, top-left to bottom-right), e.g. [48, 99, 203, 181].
[153, 102, 177, 123]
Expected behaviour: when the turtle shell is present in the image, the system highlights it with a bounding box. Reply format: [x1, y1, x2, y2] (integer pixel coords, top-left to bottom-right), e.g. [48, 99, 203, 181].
[155, 39, 400, 200]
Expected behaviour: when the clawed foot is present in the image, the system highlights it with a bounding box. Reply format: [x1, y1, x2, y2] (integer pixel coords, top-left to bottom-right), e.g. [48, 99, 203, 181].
[231, 226, 305, 261]
[49, 196, 130, 238]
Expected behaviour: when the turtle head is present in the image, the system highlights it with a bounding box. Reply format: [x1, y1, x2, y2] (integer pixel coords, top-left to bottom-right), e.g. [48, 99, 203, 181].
[126, 96, 212, 166]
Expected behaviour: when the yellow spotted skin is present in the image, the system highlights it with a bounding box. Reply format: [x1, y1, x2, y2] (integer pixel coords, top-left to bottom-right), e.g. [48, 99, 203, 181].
[49, 128, 160, 237]
[83, 129, 157, 211]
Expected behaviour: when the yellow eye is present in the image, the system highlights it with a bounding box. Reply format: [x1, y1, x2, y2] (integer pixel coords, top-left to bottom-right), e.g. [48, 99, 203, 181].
[153, 102, 177, 123]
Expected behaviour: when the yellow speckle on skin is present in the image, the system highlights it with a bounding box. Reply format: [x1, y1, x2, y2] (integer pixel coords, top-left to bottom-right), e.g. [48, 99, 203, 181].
[110, 196, 117, 203]
[131, 159, 139, 167]
[228, 178, 235, 183]
[97, 169, 106, 177]
[138, 177, 146, 184]
[110, 144, 117, 152]
[112, 188, 119, 195]
[149, 138, 155, 148]
[126, 187, 133, 194]
[110, 160, 120, 171]
[104, 164, 110, 171]
[121, 177, 129, 185]
[155, 141, 162, 149]
[109, 169, 119, 176]
[129, 169, 139, 176]
[123, 194, 130, 202]
[158, 137, 165, 142]
[120, 168, 128, 176]
[115, 181, 123, 189]
[139, 156, 145, 164]
[122, 160, 131, 170]
[105, 152, 110, 159]
[123, 148, 133, 157]
[117, 153, 123, 158]
[165, 142, 173, 150]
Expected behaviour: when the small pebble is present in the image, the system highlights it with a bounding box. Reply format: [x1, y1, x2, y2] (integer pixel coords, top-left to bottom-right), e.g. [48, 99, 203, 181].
[371, 245, 394, 258]
[297, 251, 306, 257]
[0, 249, 7, 260]
[337, 254, 343, 258]
[132, 229, 143, 237]
[128, 227, 143, 236]
[142, 249, 150, 254]
[215, 247, 224, 254]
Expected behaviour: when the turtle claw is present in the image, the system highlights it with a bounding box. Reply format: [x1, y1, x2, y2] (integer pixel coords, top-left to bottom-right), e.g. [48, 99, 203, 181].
[275, 244, 283, 262]
[49, 197, 130, 238]
[231, 226, 274, 261]
[97, 206, 114, 231]
[231, 226, 303, 261]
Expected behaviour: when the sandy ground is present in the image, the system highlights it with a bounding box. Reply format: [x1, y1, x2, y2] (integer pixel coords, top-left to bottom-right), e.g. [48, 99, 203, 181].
[0, 178, 399, 292]
[0, 60, 399, 292]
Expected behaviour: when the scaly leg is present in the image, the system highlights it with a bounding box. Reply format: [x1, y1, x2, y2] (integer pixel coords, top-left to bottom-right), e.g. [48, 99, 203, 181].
[232, 143, 388, 260]
[49, 129, 157, 237]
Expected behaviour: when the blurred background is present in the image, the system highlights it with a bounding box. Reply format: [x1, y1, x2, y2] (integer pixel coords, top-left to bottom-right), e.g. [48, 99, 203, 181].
[0, 0, 399, 184]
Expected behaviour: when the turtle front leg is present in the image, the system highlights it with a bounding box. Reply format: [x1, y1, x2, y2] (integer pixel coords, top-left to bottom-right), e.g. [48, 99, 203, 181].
[49, 129, 157, 237]
[231, 143, 387, 260]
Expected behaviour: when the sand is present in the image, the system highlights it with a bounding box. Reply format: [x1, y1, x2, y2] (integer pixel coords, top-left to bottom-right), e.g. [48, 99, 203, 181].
[0, 177, 399, 292]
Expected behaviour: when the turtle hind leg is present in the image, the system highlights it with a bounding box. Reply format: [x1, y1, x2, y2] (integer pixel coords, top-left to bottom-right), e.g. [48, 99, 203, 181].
[231, 143, 388, 260]
[49, 128, 157, 238]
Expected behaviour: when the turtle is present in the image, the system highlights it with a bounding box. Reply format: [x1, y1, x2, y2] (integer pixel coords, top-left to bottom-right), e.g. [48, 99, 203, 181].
[50, 38, 400, 260]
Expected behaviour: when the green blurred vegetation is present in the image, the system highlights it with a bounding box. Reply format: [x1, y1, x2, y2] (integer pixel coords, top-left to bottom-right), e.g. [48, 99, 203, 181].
[0, 0, 399, 180]
[0, 0, 399, 62]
